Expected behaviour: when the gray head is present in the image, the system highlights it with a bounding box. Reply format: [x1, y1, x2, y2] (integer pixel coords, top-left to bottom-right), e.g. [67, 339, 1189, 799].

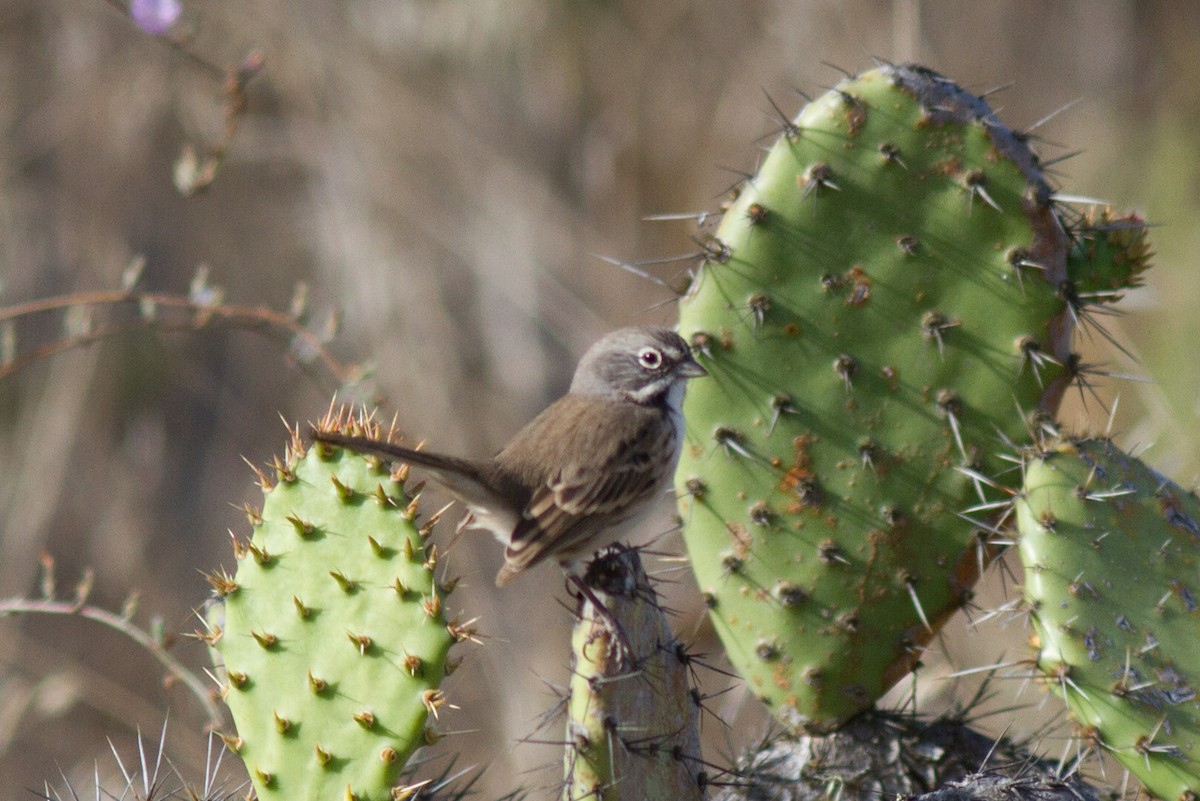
[570, 326, 707, 403]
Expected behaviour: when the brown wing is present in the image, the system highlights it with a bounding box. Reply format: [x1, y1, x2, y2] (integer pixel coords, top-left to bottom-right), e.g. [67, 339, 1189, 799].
[495, 397, 672, 582]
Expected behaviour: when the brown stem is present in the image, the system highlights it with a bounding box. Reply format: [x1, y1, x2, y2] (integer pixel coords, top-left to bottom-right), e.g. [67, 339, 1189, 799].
[0, 289, 357, 390]
[0, 596, 224, 727]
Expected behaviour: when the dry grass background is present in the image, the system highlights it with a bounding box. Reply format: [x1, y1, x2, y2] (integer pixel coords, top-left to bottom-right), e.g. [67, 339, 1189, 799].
[3, 0, 1200, 796]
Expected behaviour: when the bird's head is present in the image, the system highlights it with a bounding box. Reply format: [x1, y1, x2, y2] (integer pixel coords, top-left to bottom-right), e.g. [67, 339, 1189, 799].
[570, 326, 707, 403]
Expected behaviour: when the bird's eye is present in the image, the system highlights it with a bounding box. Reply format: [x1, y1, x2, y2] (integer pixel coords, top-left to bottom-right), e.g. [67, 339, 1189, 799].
[637, 347, 664, 369]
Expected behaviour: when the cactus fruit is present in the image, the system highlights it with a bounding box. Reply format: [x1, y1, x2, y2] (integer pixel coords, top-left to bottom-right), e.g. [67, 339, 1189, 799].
[1017, 437, 1200, 801]
[210, 410, 457, 801]
[672, 63, 1145, 732]
[563, 547, 704, 801]
[1065, 206, 1152, 298]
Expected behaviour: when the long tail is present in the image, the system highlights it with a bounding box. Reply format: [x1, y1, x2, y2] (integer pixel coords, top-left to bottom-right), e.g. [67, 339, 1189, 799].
[311, 431, 481, 477]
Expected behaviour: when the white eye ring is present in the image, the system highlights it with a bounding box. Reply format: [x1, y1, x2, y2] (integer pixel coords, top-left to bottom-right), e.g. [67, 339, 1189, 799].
[637, 347, 664, 369]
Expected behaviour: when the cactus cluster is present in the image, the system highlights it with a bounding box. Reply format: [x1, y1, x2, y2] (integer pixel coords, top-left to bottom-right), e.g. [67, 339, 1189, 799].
[194, 62, 1165, 801]
[1017, 437, 1200, 801]
[208, 411, 459, 801]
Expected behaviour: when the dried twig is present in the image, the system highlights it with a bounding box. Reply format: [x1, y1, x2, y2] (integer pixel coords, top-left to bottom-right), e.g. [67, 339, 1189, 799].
[0, 280, 357, 391]
[0, 555, 224, 727]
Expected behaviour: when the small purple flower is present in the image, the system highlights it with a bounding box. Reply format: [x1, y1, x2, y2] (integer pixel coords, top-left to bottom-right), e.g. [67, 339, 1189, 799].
[130, 0, 182, 35]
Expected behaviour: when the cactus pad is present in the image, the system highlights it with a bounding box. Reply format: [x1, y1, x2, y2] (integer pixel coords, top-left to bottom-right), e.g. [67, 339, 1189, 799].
[211, 413, 456, 801]
[675, 63, 1082, 731]
[1017, 437, 1200, 801]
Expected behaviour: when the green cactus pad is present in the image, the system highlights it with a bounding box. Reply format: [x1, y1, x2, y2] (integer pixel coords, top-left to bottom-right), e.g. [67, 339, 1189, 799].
[675, 63, 1081, 731]
[1017, 437, 1200, 801]
[213, 415, 456, 801]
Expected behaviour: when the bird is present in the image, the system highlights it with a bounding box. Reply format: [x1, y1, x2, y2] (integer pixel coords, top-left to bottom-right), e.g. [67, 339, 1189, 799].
[313, 326, 707, 587]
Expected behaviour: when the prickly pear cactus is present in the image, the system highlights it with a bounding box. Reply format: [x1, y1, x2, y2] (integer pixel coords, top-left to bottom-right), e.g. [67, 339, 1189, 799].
[1017, 437, 1200, 801]
[675, 63, 1093, 732]
[562, 548, 704, 801]
[208, 411, 458, 801]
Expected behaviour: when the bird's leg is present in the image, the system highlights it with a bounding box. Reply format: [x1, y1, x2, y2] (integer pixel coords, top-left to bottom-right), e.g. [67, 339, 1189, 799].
[568, 561, 635, 667]
[571, 575, 634, 666]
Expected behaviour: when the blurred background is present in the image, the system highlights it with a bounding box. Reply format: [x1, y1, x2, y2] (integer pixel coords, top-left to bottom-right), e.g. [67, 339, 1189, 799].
[2, 0, 1199, 796]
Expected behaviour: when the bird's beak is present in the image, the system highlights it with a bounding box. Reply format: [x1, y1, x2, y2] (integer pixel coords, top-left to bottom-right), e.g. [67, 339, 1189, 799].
[678, 356, 708, 379]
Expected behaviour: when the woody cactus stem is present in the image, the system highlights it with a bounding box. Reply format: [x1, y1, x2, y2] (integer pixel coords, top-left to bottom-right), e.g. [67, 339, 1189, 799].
[563, 547, 704, 801]
[675, 62, 1145, 733]
[209, 408, 458, 801]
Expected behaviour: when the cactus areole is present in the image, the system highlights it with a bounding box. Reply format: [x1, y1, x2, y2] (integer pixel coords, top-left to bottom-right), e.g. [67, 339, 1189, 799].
[675, 63, 1079, 731]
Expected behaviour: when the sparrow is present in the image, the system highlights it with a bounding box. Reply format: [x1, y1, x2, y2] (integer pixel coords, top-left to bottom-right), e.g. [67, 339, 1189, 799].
[313, 326, 707, 586]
